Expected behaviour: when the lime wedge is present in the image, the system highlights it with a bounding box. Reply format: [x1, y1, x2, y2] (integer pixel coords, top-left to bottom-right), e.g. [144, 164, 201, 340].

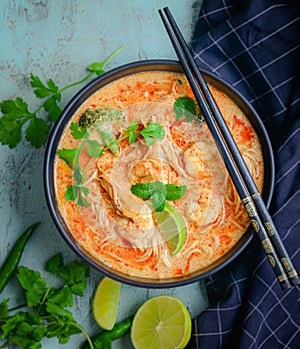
[92, 276, 121, 330]
[153, 202, 186, 256]
[131, 295, 192, 349]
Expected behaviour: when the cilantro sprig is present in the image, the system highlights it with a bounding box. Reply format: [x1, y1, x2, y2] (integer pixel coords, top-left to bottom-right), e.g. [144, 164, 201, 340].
[131, 181, 187, 212]
[0, 46, 124, 149]
[57, 118, 165, 207]
[0, 252, 93, 349]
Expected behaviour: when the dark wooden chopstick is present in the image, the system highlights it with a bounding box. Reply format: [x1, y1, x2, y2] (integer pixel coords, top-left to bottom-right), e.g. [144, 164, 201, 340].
[159, 7, 300, 289]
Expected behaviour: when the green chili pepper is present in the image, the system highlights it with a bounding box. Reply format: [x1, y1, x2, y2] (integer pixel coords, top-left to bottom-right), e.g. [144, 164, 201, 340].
[0, 221, 41, 294]
[81, 315, 134, 349]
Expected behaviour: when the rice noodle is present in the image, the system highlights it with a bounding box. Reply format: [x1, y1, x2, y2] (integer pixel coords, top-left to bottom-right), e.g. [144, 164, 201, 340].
[54, 70, 264, 279]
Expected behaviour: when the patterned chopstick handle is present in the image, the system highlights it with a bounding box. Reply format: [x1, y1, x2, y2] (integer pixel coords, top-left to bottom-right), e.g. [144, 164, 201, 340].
[242, 197, 291, 289]
[251, 193, 300, 286]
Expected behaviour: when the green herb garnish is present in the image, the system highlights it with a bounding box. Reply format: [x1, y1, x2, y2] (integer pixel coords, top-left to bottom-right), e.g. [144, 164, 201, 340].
[131, 181, 187, 212]
[0, 252, 93, 349]
[57, 119, 165, 207]
[0, 46, 124, 149]
[174, 96, 204, 123]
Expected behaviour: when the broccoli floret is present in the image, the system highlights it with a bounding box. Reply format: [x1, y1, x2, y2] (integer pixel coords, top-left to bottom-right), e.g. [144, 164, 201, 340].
[78, 108, 122, 129]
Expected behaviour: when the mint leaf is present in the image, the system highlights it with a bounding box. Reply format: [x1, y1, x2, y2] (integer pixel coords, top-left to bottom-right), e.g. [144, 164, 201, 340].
[17, 267, 47, 307]
[25, 117, 49, 147]
[131, 181, 186, 212]
[150, 181, 166, 212]
[152, 191, 166, 212]
[130, 182, 152, 199]
[149, 181, 166, 196]
[165, 184, 187, 201]
[174, 97, 196, 122]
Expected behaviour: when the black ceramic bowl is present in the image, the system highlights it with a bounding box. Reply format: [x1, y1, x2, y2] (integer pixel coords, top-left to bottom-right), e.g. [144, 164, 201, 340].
[44, 60, 274, 288]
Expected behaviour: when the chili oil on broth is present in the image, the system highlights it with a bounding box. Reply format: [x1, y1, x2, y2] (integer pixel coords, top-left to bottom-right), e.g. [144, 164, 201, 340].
[54, 71, 264, 279]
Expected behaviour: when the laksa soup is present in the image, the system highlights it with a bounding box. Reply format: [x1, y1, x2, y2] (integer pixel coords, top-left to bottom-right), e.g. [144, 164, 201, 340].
[54, 70, 264, 280]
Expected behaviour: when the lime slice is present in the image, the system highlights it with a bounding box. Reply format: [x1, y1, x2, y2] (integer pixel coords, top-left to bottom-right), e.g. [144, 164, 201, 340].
[153, 202, 186, 255]
[131, 295, 192, 349]
[92, 276, 121, 330]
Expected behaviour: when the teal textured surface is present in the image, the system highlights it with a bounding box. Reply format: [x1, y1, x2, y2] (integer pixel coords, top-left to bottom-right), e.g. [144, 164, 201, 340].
[0, 1, 207, 348]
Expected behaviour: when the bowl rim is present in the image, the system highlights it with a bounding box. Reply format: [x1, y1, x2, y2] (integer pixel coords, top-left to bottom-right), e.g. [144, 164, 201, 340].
[44, 59, 275, 288]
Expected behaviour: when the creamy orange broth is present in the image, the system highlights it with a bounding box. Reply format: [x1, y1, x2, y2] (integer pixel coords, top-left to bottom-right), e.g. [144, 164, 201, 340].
[55, 71, 264, 279]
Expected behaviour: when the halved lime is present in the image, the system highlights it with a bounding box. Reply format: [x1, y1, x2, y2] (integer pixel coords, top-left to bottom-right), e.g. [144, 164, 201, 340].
[131, 295, 192, 349]
[153, 202, 186, 255]
[92, 276, 121, 330]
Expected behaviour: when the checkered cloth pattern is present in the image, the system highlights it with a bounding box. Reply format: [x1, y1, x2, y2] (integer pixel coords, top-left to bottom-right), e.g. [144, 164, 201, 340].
[186, 1, 300, 348]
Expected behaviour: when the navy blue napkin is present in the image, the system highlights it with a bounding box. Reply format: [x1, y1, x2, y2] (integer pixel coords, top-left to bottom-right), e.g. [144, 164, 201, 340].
[187, 1, 300, 348]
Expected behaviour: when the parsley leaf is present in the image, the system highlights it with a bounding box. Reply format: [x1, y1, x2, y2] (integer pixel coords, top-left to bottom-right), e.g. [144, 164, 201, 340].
[45, 252, 64, 273]
[0, 97, 31, 119]
[47, 285, 73, 307]
[70, 122, 87, 140]
[99, 130, 118, 155]
[88, 45, 125, 76]
[0, 97, 49, 148]
[0, 252, 91, 348]
[17, 267, 47, 307]
[0, 98, 33, 148]
[57, 119, 165, 207]
[0, 299, 9, 325]
[43, 96, 62, 122]
[139, 122, 165, 146]
[0, 117, 24, 148]
[0, 47, 124, 148]
[125, 121, 165, 146]
[30, 75, 62, 123]
[25, 117, 49, 147]
[56, 148, 77, 167]
[125, 121, 139, 143]
[30, 74, 60, 99]
[87, 139, 104, 157]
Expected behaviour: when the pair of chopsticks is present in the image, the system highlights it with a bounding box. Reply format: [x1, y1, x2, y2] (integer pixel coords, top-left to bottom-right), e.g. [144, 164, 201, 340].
[159, 7, 300, 290]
